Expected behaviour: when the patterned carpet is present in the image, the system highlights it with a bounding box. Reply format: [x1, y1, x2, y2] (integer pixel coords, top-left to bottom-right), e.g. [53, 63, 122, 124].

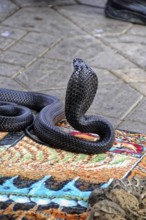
[0, 121, 146, 219]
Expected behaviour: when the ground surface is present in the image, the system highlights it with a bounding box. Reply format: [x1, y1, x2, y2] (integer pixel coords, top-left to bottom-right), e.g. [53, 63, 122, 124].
[0, 0, 146, 133]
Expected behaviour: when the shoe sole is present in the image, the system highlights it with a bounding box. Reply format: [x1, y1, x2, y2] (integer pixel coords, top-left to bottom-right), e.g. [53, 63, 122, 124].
[105, 4, 146, 25]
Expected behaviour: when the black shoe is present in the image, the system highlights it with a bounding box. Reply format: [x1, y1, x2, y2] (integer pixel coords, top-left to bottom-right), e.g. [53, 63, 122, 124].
[105, 0, 146, 25]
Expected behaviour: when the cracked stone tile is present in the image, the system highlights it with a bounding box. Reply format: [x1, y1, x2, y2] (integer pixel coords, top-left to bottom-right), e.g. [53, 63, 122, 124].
[56, 5, 131, 37]
[118, 120, 146, 133]
[0, 0, 18, 22]
[0, 76, 24, 90]
[0, 25, 26, 40]
[112, 68, 146, 83]
[0, 51, 35, 67]
[46, 35, 135, 69]
[16, 58, 72, 90]
[88, 83, 142, 119]
[0, 63, 22, 77]
[3, 7, 85, 38]
[10, 40, 48, 56]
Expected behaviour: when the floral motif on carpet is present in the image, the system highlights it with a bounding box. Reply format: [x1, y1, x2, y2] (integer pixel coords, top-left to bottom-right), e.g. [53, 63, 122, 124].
[0, 122, 146, 219]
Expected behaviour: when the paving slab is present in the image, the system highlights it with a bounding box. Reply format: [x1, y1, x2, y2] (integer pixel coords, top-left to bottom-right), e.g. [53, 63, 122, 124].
[46, 35, 136, 70]
[9, 40, 49, 56]
[0, 50, 35, 67]
[130, 82, 146, 96]
[0, 25, 26, 40]
[117, 91, 146, 133]
[0, 62, 23, 78]
[2, 7, 85, 38]
[89, 83, 142, 119]
[112, 68, 146, 83]
[125, 98, 146, 124]
[0, 76, 24, 90]
[119, 120, 146, 134]
[56, 5, 131, 37]
[77, 0, 107, 7]
[111, 68, 146, 96]
[0, 36, 14, 50]
[0, 0, 18, 22]
[13, 0, 77, 7]
[92, 68, 121, 85]
[104, 41, 146, 69]
[16, 58, 72, 90]
[20, 32, 61, 47]
[128, 25, 146, 36]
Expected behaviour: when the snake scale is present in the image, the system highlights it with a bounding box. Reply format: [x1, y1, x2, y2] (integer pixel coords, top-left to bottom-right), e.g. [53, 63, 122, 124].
[0, 58, 115, 154]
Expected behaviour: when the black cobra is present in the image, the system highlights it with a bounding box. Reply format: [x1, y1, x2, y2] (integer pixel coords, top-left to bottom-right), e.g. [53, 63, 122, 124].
[0, 58, 115, 154]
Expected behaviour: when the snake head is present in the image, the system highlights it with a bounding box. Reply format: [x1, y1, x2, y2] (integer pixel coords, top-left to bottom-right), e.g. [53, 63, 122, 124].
[73, 58, 90, 73]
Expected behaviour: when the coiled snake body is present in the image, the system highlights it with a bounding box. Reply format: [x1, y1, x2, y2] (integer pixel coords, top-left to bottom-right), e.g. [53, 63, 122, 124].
[0, 58, 115, 154]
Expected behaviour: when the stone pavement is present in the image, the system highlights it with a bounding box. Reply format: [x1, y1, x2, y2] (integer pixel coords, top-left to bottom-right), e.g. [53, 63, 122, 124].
[0, 0, 146, 133]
